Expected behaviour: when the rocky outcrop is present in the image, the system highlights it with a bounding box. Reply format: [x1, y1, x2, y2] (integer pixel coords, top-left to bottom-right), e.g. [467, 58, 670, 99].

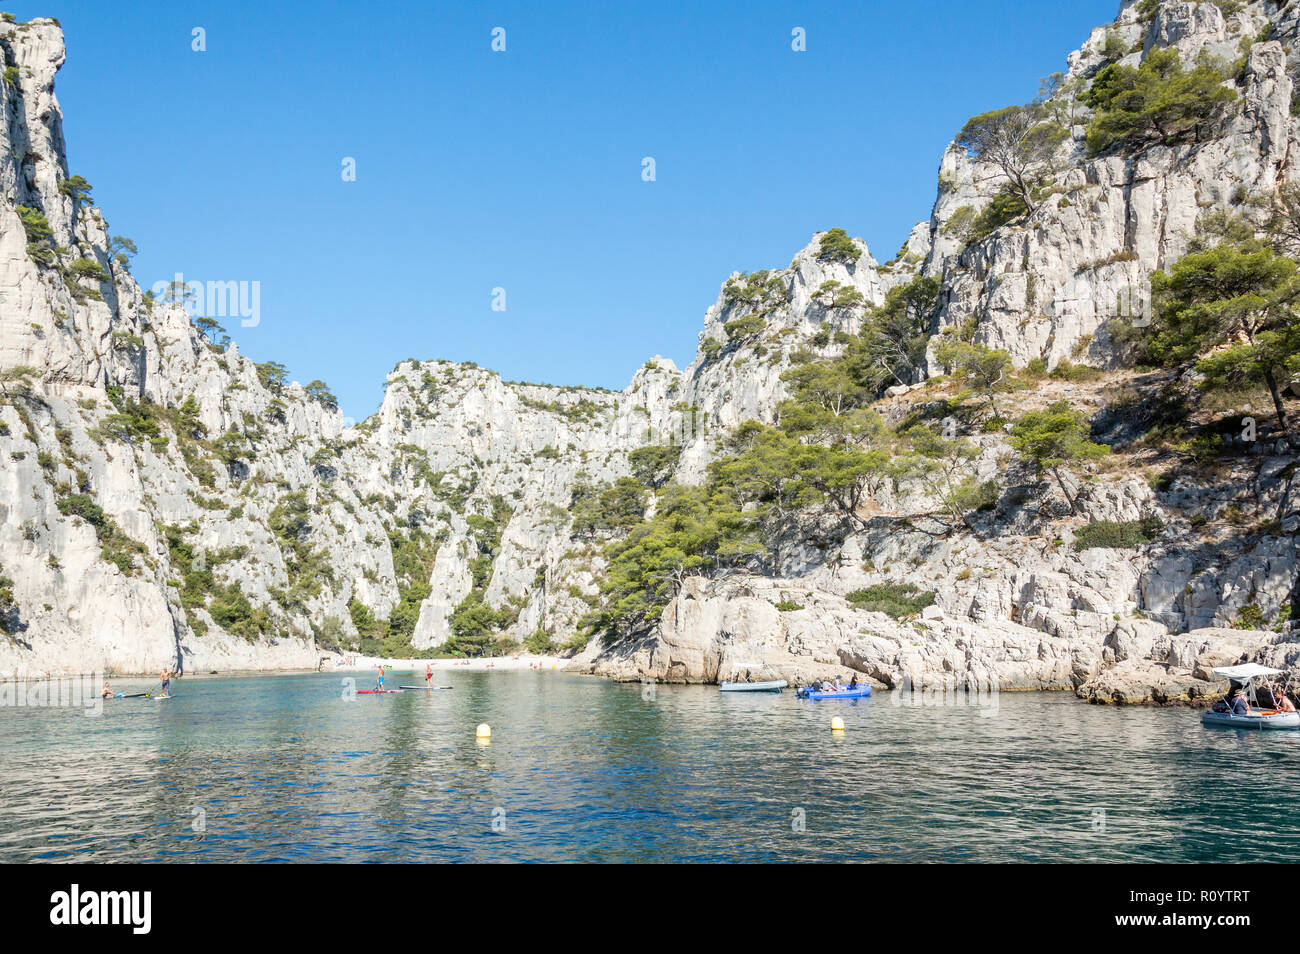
[574, 570, 1284, 702]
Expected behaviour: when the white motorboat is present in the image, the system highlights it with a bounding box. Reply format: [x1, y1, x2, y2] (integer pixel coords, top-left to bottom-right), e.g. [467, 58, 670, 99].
[719, 679, 788, 692]
[1202, 664, 1299, 730]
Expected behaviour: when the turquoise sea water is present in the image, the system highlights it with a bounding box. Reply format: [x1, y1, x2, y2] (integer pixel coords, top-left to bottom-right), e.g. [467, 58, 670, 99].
[0, 670, 1295, 863]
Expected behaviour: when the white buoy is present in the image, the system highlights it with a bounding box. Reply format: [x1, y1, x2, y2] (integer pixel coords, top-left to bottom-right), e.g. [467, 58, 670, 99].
[476, 723, 491, 739]
[831, 716, 845, 732]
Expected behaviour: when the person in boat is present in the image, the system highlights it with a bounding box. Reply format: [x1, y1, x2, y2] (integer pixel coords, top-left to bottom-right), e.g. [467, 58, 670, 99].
[1278, 692, 1297, 713]
[1231, 693, 1249, 715]
[849, 675, 859, 690]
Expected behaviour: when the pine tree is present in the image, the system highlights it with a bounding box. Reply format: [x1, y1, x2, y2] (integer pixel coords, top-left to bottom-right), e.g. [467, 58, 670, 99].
[1009, 402, 1110, 514]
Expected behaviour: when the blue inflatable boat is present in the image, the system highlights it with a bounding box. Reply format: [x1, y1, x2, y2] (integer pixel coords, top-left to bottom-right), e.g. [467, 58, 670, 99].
[796, 685, 871, 700]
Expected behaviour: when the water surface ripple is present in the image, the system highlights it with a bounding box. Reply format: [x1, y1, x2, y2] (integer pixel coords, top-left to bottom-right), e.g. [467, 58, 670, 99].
[0, 671, 1293, 862]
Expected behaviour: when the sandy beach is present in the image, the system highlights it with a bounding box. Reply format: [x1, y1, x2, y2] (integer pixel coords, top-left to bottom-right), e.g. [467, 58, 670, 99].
[328, 654, 564, 674]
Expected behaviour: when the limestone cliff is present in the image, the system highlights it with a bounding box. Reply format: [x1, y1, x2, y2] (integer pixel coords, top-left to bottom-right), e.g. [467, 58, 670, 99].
[0, 4, 1296, 702]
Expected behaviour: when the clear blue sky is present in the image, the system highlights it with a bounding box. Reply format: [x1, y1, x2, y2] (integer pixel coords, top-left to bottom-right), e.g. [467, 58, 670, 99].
[12, 0, 1119, 420]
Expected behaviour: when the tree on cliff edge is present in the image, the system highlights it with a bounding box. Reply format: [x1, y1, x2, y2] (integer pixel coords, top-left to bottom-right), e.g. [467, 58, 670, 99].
[1149, 242, 1300, 443]
[956, 104, 1066, 213]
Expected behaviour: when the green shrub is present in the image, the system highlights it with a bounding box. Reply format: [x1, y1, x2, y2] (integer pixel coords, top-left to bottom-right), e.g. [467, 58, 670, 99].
[0, 571, 18, 633]
[1232, 604, 1265, 630]
[209, 583, 269, 641]
[58, 174, 93, 206]
[817, 228, 862, 264]
[93, 397, 169, 450]
[628, 444, 682, 488]
[941, 205, 976, 238]
[1081, 49, 1236, 156]
[723, 313, 765, 341]
[67, 257, 109, 283]
[1048, 359, 1103, 382]
[57, 493, 144, 573]
[349, 597, 384, 639]
[1072, 516, 1164, 550]
[524, 628, 554, 654]
[303, 379, 338, 410]
[968, 189, 1028, 241]
[445, 591, 503, 656]
[845, 583, 936, 619]
[16, 206, 51, 245]
[571, 477, 646, 537]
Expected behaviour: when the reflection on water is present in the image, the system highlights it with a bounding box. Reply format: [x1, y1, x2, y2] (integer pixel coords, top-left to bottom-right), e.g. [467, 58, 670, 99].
[0, 671, 1295, 862]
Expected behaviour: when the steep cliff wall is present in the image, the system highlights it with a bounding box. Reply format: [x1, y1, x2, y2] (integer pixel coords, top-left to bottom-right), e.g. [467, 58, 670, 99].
[0, 4, 1296, 699]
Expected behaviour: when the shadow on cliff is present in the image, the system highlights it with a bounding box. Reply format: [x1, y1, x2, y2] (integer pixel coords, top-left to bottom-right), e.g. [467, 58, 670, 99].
[0, 611, 31, 651]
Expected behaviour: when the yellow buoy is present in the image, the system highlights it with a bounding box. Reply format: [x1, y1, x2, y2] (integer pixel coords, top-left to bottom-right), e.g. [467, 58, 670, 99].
[475, 723, 491, 739]
[830, 716, 845, 732]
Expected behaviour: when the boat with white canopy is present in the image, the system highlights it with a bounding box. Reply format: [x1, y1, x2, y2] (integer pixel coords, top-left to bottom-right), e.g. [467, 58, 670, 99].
[1202, 664, 1300, 730]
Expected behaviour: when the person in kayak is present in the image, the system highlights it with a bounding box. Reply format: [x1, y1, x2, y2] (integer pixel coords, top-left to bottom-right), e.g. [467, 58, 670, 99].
[101, 681, 112, 698]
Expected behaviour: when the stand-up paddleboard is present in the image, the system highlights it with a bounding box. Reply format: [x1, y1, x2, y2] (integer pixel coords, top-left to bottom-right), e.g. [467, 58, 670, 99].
[153, 693, 172, 700]
[357, 688, 403, 694]
[397, 685, 454, 690]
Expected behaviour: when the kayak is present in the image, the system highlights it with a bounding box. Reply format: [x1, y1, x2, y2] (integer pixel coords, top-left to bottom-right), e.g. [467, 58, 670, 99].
[397, 685, 454, 690]
[1202, 707, 1300, 730]
[719, 680, 787, 692]
[797, 685, 872, 700]
[357, 689, 402, 694]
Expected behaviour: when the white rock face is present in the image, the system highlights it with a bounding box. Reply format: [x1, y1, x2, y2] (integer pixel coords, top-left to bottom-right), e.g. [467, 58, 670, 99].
[0, 5, 1296, 703]
[913, 2, 1299, 374]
